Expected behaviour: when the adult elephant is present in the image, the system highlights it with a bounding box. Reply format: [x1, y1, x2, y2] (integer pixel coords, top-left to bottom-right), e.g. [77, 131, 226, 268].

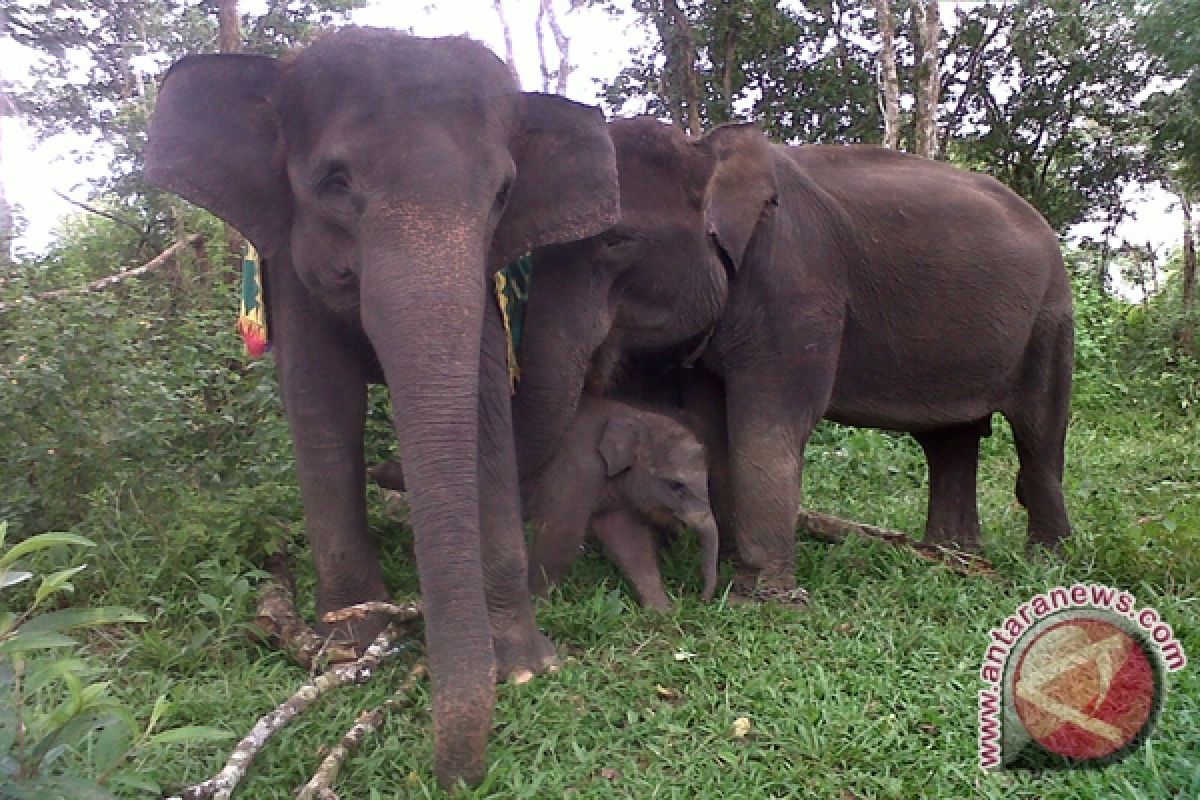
[513, 117, 1072, 601]
[144, 28, 618, 787]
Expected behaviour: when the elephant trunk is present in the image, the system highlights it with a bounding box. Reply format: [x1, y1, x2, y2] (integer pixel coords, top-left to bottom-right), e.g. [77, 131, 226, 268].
[682, 509, 721, 601]
[512, 259, 613, 481]
[359, 222, 495, 787]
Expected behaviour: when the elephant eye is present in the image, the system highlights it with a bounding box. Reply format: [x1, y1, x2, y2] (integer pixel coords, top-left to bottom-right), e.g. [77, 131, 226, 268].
[316, 166, 361, 216]
[667, 479, 687, 494]
[318, 170, 352, 196]
[599, 229, 635, 249]
[494, 176, 513, 211]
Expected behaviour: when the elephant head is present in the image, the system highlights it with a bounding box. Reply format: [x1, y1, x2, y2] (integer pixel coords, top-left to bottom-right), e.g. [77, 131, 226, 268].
[513, 117, 730, 478]
[144, 28, 618, 788]
[593, 405, 719, 602]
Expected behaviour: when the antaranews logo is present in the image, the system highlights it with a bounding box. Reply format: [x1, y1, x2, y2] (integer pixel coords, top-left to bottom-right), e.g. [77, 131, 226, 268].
[978, 583, 1187, 770]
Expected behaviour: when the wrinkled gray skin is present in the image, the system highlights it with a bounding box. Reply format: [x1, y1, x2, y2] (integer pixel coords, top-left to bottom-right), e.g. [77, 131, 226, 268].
[144, 28, 618, 788]
[375, 398, 720, 610]
[513, 118, 1073, 601]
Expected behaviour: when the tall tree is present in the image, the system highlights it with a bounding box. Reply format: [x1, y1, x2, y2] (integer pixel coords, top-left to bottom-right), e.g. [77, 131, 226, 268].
[218, 0, 241, 53]
[1180, 191, 1197, 352]
[602, 0, 881, 143]
[873, 0, 900, 149]
[7, 0, 366, 253]
[912, 0, 940, 158]
[536, 0, 573, 95]
[492, 0, 519, 81]
[942, 0, 1156, 232]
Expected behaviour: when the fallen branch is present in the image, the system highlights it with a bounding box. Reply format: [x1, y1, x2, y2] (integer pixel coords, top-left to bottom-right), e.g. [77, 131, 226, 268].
[295, 661, 428, 800]
[52, 188, 147, 239]
[321, 601, 422, 625]
[797, 508, 996, 577]
[251, 554, 357, 669]
[0, 235, 204, 313]
[166, 624, 406, 800]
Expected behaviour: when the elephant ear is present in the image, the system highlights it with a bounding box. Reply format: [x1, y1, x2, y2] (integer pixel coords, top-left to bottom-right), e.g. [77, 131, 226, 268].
[598, 414, 642, 478]
[697, 123, 778, 274]
[489, 93, 620, 270]
[145, 54, 290, 256]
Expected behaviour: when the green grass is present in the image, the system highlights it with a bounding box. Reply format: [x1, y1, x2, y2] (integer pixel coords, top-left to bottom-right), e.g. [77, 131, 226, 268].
[42, 400, 1194, 799]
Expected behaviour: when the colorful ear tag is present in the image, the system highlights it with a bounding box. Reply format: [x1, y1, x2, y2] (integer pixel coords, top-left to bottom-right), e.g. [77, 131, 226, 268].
[237, 242, 270, 358]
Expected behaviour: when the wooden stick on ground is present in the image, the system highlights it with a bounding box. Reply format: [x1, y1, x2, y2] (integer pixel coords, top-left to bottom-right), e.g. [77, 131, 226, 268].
[321, 601, 423, 625]
[165, 625, 405, 800]
[797, 508, 996, 578]
[294, 661, 428, 800]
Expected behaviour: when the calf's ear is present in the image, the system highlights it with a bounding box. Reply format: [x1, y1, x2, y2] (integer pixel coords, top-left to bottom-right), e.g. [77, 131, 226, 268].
[490, 94, 620, 270]
[598, 415, 642, 478]
[145, 54, 290, 256]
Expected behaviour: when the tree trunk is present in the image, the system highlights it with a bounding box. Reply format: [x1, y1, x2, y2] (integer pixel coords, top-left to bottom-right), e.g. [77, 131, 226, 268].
[493, 0, 519, 83]
[1182, 191, 1197, 353]
[218, 0, 241, 54]
[661, 0, 702, 136]
[0, 87, 13, 268]
[874, 0, 900, 149]
[540, 0, 572, 95]
[913, 0, 941, 159]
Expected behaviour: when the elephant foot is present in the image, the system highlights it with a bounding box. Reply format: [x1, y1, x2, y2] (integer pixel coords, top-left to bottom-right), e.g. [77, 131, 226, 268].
[494, 625, 560, 684]
[1024, 534, 1065, 559]
[728, 568, 809, 609]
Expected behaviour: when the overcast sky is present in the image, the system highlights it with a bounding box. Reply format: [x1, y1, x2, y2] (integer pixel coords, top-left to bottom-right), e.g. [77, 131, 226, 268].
[0, 0, 1182, 258]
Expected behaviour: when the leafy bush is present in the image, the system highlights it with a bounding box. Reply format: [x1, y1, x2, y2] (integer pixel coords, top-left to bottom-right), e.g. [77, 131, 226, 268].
[0, 523, 232, 798]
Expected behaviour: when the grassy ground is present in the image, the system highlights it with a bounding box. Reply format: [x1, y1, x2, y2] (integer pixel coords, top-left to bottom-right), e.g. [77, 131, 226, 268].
[59, 398, 1197, 799]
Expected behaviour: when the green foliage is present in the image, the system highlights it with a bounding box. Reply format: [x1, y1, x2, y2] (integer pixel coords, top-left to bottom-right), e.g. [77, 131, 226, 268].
[945, 0, 1157, 232]
[0, 524, 232, 797]
[1139, 0, 1200, 193]
[7, 0, 367, 268]
[600, 0, 883, 144]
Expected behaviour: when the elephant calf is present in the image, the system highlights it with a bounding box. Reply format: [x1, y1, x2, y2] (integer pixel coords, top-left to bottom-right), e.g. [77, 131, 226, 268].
[371, 397, 719, 611]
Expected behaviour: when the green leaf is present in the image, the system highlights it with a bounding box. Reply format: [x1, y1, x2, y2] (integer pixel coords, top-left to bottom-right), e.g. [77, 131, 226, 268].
[17, 607, 147, 635]
[0, 631, 78, 656]
[0, 569, 33, 590]
[23, 658, 91, 695]
[34, 565, 87, 606]
[89, 712, 135, 774]
[0, 533, 93, 573]
[146, 725, 236, 745]
[143, 693, 170, 737]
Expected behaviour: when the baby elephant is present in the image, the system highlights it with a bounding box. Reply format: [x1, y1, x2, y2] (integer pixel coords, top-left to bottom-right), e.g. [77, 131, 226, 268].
[369, 398, 719, 610]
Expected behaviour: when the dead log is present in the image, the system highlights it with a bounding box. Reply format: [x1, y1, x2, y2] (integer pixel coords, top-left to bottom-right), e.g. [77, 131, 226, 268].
[797, 508, 995, 578]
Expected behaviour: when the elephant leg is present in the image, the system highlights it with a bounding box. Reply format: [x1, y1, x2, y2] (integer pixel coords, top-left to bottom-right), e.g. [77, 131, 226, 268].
[478, 292, 558, 682]
[1003, 315, 1073, 551]
[590, 509, 673, 611]
[527, 514, 590, 597]
[723, 372, 817, 601]
[682, 368, 736, 560]
[272, 289, 391, 653]
[914, 422, 987, 552]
